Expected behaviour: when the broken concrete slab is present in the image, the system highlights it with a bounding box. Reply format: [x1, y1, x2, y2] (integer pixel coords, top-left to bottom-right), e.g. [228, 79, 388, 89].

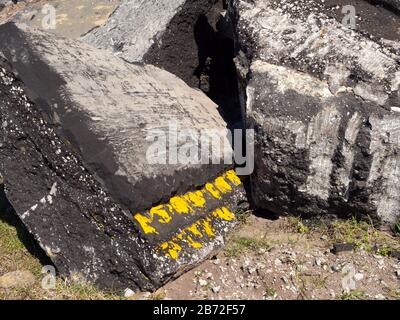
[7, 0, 243, 126]
[83, 0, 233, 95]
[8, 0, 222, 87]
[83, 0, 189, 63]
[382, 0, 400, 11]
[0, 0, 38, 23]
[230, 0, 400, 226]
[141, 0, 243, 126]
[0, 22, 247, 290]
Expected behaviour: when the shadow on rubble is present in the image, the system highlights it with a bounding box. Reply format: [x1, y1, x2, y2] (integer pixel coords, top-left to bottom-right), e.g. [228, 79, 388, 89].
[0, 183, 51, 265]
[193, 11, 259, 213]
[366, 0, 400, 15]
[193, 13, 243, 129]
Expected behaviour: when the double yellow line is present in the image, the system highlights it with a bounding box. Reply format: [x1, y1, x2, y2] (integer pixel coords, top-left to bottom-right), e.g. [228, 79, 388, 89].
[133, 170, 242, 260]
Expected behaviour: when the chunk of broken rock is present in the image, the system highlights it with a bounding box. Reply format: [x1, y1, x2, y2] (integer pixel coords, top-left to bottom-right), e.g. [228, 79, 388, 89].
[230, 0, 400, 226]
[332, 243, 356, 254]
[0, 270, 35, 289]
[0, 22, 246, 291]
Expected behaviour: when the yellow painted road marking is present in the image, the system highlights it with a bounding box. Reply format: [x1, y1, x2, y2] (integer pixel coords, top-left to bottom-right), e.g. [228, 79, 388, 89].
[170, 196, 193, 214]
[134, 214, 159, 235]
[226, 170, 242, 186]
[150, 205, 172, 224]
[184, 191, 206, 208]
[133, 170, 242, 235]
[205, 183, 222, 199]
[214, 176, 232, 193]
[158, 206, 235, 260]
[212, 207, 235, 221]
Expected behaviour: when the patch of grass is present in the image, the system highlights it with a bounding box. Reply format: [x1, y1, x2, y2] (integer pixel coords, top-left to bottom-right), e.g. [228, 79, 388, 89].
[383, 287, 400, 300]
[394, 222, 400, 237]
[376, 245, 392, 257]
[150, 290, 167, 300]
[295, 272, 328, 299]
[0, 208, 124, 300]
[264, 287, 277, 298]
[339, 290, 366, 300]
[224, 236, 272, 257]
[328, 217, 400, 256]
[296, 221, 310, 234]
[0, 208, 44, 280]
[0, 218, 27, 252]
[234, 208, 251, 224]
[288, 217, 310, 234]
[54, 281, 123, 300]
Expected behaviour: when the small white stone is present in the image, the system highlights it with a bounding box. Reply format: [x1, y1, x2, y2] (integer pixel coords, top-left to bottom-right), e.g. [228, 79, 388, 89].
[212, 286, 221, 294]
[198, 279, 208, 287]
[124, 288, 135, 298]
[354, 273, 364, 281]
[274, 258, 282, 266]
[315, 257, 326, 267]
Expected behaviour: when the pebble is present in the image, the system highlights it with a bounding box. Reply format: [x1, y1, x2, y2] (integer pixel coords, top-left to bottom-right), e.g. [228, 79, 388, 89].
[331, 264, 341, 272]
[315, 257, 326, 267]
[354, 273, 364, 281]
[0, 270, 35, 289]
[274, 258, 282, 267]
[127, 291, 151, 300]
[198, 279, 208, 287]
[124, 288, 135, 298]
[212, 286, 221, 294]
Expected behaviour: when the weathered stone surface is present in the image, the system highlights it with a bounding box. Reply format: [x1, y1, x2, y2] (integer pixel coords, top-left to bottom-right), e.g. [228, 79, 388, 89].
[8, 0, 222, 88]
[230, 0, 400, 225]
[7, 0, 243, 126]
[83, 0, 236, 104]
[0, 22, 247, 290]
[82, 0, 188, 63]
[384, 0, 400, 11]
[141, 0, 243, 125]
[0, 270, 35, 289]
[9, 0, 120, 38]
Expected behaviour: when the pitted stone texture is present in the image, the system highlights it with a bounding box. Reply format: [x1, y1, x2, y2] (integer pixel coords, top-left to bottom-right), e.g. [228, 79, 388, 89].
[0, 63, 155, 292]
[231, 0, 400, 225]
[0, 23, 244, 290]
[0, 22, 234, 213]
[83, 0, 223, 89]
[8, 0, 120, 38]
[82, 0, 187, 62]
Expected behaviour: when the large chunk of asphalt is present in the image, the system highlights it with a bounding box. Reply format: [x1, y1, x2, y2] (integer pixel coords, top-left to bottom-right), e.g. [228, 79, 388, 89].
[230, 0, 400, 226]
[0, 22, 247, 291]
[9, 0, 243, 126]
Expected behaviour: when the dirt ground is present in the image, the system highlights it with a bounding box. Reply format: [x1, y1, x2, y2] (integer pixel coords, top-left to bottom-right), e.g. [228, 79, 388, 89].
[159, 214, 400, 300]
[1, 202, 399, 300]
